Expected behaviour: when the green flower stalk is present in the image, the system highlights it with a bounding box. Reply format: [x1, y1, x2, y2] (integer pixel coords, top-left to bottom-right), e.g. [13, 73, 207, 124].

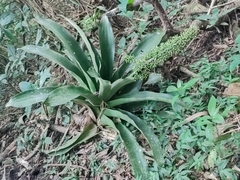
[128, 26, 199, 79]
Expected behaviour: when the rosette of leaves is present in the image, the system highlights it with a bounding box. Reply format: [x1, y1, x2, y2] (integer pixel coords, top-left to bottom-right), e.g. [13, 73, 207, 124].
[6, 15, 172, 178]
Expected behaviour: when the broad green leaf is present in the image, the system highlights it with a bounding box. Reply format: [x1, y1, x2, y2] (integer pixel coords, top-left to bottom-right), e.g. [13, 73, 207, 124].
[120, 110, 164, 165]
[21, 45, 88, 89]
[6, 87, 57, 107]
[36, 16, 96, 92]
[19, 81, 34, 91]
[97, 78, 111, 101]
[112, 62, 133, 80]
[44, 85, 102, 106]
[118, 80, 142, 95]
[72, 98, 98, 115]
[62, 16, 100, 74]
[144, 73, 163, 85]
[208, 96, 217, 117]
[115, 122, 148, 178]
[3, 28, 17, 42]
[109, 77, 135, 99]
[229, 54, 240, 72]
[99, 114, 118, 131]
[131, 31, 166, 58]
[118, 0, 128, 12]
[99, 15, 115, 80]
[183, 78, 199, 90]
[104, 108, 139, 130]
[108, 91, 173, 107]
[207, 149, 217, 168]
[35, 16, 91, 71]
[46, 123, 98, 156]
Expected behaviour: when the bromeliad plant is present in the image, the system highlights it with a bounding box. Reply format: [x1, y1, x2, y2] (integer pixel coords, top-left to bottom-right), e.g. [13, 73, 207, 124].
[6, 15, 173, 178]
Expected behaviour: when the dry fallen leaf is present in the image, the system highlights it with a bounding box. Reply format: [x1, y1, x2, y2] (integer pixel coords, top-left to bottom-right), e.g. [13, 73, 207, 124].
[223, 83, 240, 97]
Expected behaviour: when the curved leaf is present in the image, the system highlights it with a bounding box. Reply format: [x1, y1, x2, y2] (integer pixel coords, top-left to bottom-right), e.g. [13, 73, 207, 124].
[115, 122, 148, 179]
[97, 78, 111, 101]
[35, 16, 91, 71]
[44, 85, 101, 106]
[6, 87, 57, 108]
[109, 77, 135, 99]
[100, 114, 118, 131]
[131, 30, 166, 58]
[21, 45, 88, 89]
[112, 62, 133, 80]
[121, 110, 164, 165]
[63, 16, 100, 74]
[104, 108, 138, 130]
[99, 15, 115, 80]
[108, 91, 173, 107]
[118, 79, 142, 95]
[46, 123, 98, 156]
[35, 16, 96, 92]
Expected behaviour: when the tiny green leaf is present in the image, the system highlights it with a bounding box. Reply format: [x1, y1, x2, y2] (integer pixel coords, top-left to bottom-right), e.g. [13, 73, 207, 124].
[208, 96, 217, 117]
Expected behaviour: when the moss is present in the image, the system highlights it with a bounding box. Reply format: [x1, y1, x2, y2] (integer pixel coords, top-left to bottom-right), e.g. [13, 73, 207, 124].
[126, 26, 199, 79]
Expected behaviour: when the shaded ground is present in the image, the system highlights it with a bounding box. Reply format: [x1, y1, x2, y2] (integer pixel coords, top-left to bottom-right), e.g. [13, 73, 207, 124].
[1, 0, 240, 179]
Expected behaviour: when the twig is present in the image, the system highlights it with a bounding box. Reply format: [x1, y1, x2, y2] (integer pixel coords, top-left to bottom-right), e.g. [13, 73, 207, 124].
[146, 0, 175, 33]
[45, 163, 89, 171]
[179, 66, 200, 78]
[183, 111, 208, 124]
[211, 0, 235, 9]
[207, 0, 217, 15]
[0, 139, 17, 164]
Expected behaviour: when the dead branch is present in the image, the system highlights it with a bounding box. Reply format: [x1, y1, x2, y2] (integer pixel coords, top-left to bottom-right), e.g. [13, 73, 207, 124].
[0, 139, 17, 164]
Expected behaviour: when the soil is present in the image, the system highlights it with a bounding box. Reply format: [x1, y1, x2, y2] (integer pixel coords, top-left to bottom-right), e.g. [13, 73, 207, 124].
[0, 0, 239, 180]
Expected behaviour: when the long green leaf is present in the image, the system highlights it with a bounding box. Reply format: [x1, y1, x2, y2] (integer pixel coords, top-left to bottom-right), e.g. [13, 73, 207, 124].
[99, 15, 115, 80]
[131, 30, 166, 58]
[121, 110, 164, 165]
[115, 123, 148, 179]
[6, 87, 57, 107]
[104, 108, 139, 130]
[45, 85, 102, 106]
[112, 31, 166, 80]
[108, 91, 173, 107]
[60, 16, 98, 92]
[21, 45, 88, 89]
[100, 114, 118, 131]
[97, 78, 111, 101]
[35, 16, 96, 92]
[109, 77, 135, 99]
[112, 62, 133, 80]
[35, 16, 90, 71]
[117, 79, 142, 95]
[46, 123, 98, 156]
[62, 16, 100, 74]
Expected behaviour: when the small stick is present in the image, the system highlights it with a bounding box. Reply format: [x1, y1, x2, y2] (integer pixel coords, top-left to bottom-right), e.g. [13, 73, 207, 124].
[183, 111, 208, 124]
[45, 163, 89, 171]
[211, 0, 235, 9]
[207, 0, 217, 15]
[0, 139, 17, 163]
[179, 66, 200, 78]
